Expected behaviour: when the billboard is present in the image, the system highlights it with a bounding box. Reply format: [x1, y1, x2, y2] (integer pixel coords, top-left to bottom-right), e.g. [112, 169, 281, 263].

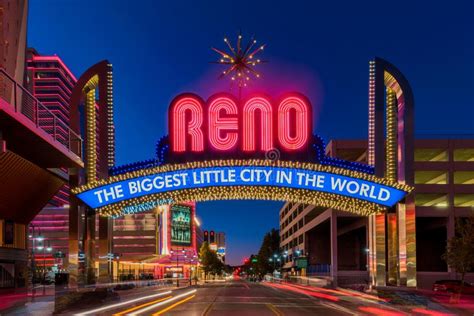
[170, 204, 192, 246]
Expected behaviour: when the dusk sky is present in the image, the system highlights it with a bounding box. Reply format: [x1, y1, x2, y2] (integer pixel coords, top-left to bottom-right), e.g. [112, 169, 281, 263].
[28, 0, 473, 265]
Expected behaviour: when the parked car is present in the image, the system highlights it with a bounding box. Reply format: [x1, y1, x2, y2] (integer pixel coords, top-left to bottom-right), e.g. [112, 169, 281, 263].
[433, 280, 474, 294]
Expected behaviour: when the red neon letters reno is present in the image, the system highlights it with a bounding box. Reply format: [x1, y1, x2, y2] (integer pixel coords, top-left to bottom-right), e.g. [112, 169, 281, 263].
[169, 93, 312, 154]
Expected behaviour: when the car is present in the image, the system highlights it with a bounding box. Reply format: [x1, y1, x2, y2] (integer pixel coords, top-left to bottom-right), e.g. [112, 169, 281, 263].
[432, 280, 474, 294]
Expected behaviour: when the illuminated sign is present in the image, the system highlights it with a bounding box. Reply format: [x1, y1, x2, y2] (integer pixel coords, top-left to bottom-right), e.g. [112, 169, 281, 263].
[72, 91, 413, 217]
[77, 163, 407, 209]
[165, 266, 183, 273]
[168, 93, 312, 161]
[170, 204, 192, 246]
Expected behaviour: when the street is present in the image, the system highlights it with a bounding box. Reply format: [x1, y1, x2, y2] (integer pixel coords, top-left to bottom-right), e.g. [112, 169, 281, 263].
[70, 279, 418, 316]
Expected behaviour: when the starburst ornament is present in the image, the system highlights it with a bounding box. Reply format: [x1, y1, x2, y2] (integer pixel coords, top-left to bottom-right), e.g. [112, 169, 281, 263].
[211, 34, 266, 91]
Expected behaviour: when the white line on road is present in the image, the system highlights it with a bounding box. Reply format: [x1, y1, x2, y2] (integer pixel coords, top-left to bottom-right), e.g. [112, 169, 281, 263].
[75, 290, 172, 315]
[128, 289, 197, 316]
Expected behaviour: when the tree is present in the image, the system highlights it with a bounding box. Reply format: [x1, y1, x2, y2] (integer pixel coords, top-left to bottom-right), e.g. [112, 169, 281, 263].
[199, 242, 224, 280]
[442, 217, 474, 295]
[256, 228, 280, 277]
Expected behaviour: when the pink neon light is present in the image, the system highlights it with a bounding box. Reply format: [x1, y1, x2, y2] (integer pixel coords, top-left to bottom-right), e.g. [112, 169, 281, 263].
[264, 282, 339, 302]
[242, 97, 273, 151]
[208, 97, 238, 151]
[171, 97, 204, 152]
[278, 96, 309, 150]
[30, 56, 78, 81]
[358, 307, 404, 316]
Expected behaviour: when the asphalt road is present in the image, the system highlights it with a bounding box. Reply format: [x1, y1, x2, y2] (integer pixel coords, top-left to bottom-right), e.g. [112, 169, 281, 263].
[165, 280, 349, 316]
[75, 279, 379, 316]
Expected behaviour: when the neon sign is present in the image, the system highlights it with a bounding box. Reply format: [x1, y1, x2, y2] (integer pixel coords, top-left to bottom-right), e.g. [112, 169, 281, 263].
[168, 93, 312, 161]
[76, 161, 409, 213]
[72, 91, 413, 217]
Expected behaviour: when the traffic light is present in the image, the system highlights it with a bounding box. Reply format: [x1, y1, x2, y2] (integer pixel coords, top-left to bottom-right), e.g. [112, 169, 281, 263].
[204, 230, 209, 243]
[210, 230, 215, 243]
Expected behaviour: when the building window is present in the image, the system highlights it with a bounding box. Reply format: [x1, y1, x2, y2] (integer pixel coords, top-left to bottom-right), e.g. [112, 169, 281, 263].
[454, 148, 474, 162]
[415, 148, 448, 162]
[453, 171, 474, 184]
[415, 171, 448, 184]
[415, 193, 448, 207]
[454, 194, 474, 207]
[298, 235, 303, 244]
[298, 218, 304, 229]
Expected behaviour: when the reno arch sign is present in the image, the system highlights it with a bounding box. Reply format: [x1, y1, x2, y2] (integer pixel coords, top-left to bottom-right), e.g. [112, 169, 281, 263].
[73, 91, 412, 218]
[169, 93, 311, 158]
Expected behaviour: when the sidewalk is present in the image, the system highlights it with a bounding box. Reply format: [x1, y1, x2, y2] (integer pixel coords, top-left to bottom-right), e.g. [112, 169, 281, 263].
[363, 286, 474, 315]
[0, 281, 181, 315]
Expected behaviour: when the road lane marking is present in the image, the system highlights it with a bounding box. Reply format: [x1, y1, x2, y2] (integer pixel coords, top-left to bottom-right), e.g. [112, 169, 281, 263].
[319, 301, 356, 315]
[113, 296, 172, 315]
[202, 302, 214, 316]
[75, 290, 172, 315]
[128, 289, 197, 315]
[266, 303, 284, 316]
[152, 294, 195, 316]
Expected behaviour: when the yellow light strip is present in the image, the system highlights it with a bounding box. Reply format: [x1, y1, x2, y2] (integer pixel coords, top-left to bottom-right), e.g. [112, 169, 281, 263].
[386, 88, 397, 182]
[151, 294, 195, 316]
[113, 296, 172, 316]
[86, 89, 97, 183]
[73, 159, 412, 193]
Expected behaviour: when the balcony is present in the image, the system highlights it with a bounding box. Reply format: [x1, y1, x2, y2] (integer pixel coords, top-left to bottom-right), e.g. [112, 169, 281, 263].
[0, 68, 83, 168]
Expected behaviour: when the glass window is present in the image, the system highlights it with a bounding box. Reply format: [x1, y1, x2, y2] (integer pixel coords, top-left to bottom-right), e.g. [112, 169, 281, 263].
[415, 148, 448, 162]
[415, 171, 448, 184]
[453, 171, 474, 184]
[454, 194, 474, 207]
[454, 149, 474, 162]
[415, 193, 448, 207]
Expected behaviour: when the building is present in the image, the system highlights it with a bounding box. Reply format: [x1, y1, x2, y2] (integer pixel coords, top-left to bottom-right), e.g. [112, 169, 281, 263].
[112, 202, 200, 280]
[25, 49, 77, 276]
[215, 232, 226, 263]
[0, 0, 83, 290]
[0, 0, 28, 88]
[203, 230, 226, 262]
[279, 138, 474, 288]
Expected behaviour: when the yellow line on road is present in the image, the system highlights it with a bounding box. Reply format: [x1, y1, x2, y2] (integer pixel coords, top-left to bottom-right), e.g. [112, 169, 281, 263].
[152, 294, 195, 315]
[266, 303, 284, 316]
[113, 296, 172, 315]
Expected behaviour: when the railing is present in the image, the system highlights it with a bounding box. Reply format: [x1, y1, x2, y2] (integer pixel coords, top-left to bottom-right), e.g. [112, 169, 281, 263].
[0, 68, 83, 159]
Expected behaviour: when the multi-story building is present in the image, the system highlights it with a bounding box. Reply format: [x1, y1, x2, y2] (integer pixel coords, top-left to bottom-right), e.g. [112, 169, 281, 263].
[25, 49, 77, 274]
[203, 230, 226, 262]
[215, 232, 226, 262]
[279, 138, 474, 288]
[112, 203, 200, 280]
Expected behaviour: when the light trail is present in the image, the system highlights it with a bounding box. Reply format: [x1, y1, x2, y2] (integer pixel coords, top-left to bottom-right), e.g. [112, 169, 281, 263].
[128, 289, 197, 315]
[151, 294, 196, 315]
[113, 296, 172, 315]
[74, 290, 172, 315]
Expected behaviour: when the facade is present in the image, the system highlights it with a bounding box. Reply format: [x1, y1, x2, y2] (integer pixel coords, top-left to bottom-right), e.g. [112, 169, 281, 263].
[203, 230, 226, 262]
[0, 1, 83, 290]
[25, 49, 77, 275]
[112, 203, 200, 280]
[279, 139, 474, 288]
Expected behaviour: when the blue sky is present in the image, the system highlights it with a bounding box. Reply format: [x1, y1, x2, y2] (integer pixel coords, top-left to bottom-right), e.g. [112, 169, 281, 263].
[28, 0, 473, 265]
